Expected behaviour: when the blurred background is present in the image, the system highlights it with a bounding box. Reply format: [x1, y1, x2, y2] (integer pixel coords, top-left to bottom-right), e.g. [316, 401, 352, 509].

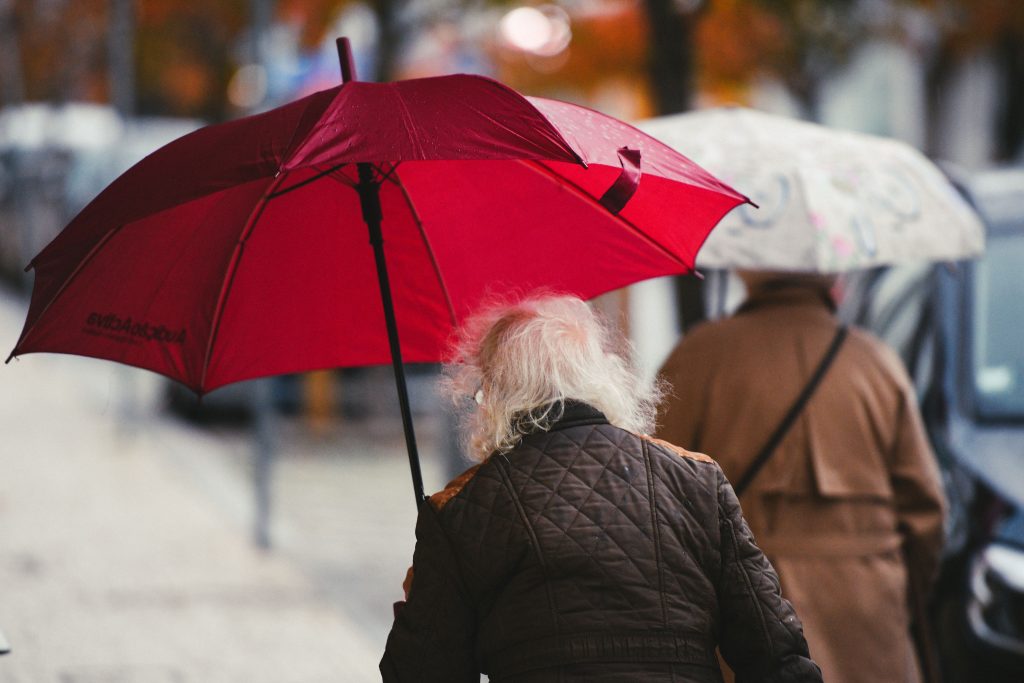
[0, 1, 1021, 681]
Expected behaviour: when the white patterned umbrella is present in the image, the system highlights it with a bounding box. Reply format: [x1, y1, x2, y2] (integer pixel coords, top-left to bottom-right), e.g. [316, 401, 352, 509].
[637, 107, 985, 273]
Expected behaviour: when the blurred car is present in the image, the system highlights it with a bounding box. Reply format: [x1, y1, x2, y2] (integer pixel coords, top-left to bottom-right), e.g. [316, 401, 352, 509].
[967, 509, 1024, 676]
[163, 365, 443, 425]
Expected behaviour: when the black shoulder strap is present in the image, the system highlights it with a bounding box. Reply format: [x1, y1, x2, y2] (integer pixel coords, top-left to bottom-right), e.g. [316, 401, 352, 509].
[733, 325, 849, 497]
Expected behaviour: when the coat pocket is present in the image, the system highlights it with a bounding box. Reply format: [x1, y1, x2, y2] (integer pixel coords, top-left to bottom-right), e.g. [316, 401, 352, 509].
[805, 404, 894, 500]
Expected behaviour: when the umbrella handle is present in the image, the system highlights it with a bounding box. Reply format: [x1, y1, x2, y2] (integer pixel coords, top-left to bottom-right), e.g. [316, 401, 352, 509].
[357, 162, 428, 507]
[337, 37, 426, 508]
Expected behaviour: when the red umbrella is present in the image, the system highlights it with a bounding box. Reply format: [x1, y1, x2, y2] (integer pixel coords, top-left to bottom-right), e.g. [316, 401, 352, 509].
[8, 39, 747, 504]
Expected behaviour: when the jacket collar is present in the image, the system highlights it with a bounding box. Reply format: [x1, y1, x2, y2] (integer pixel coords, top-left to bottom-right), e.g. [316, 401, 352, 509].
[737, 280, 836, 316]
[550, 399, 609, 430]
[517, 399, 609, 434]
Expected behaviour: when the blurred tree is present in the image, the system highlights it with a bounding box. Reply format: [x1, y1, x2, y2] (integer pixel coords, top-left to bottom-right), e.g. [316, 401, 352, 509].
[694, 0, 790, 106]
[745, 0, 862, 116]
[135, 1, 247, 120]
[108, 0, 135, 115]
[686, 0, 1024, 164]
[926, 0, 1024, 160]
[8, 0, 108, 103]
[2, 0, 248, 119]
[493, 4, 649, 109]
[0, 0, 25, 104]
[371, 0, 402, 81]
[5, 0, 1016, 161]
[695, 0, 1023, 160]
[279, 0, 346, 48]
[642, 0, 706, 114]
[640, 0, 708, 331]
[272, 0, 401, 82]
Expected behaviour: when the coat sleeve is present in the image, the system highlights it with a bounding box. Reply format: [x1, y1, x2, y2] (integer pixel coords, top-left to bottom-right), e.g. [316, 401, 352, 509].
[380, 501, 478, 683]
[889, 379, 946, 604]
[714, 467, 823, 683]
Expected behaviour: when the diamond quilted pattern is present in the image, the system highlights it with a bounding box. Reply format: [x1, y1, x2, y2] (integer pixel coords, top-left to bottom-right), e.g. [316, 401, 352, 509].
[439, 420, 728, 650]
[383, 405, 821, 682]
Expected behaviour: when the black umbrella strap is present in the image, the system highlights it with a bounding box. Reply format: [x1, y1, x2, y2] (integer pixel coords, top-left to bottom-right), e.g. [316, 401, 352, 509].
[733, 325, 848, 497]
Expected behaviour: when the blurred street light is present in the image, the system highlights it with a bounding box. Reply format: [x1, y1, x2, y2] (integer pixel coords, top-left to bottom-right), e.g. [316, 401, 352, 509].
[499, 5, 571, 57]
[228, 63, 269, 110]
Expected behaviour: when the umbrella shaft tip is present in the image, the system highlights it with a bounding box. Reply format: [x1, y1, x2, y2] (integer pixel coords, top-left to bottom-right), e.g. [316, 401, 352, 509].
[336, 37, 356, 83]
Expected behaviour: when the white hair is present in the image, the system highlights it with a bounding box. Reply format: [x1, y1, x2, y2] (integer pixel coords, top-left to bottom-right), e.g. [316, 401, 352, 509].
[441, 294, 663, 462]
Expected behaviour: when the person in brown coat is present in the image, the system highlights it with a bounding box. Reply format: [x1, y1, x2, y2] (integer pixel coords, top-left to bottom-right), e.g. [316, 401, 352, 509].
[656, 271, 947, 683]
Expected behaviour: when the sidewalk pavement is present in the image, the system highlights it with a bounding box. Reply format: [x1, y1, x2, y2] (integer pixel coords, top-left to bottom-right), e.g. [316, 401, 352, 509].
[0, 287, 451, 683]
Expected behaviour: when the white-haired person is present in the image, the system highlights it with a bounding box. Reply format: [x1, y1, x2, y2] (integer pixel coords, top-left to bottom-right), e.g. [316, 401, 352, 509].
[380, 294, 822, 683]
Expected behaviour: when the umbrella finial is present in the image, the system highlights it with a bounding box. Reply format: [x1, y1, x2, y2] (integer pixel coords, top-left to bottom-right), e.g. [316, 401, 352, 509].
[336, 37, 357, 84]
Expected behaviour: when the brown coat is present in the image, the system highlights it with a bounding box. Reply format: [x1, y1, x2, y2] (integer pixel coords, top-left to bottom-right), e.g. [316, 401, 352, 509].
[655, 281, 946, 683]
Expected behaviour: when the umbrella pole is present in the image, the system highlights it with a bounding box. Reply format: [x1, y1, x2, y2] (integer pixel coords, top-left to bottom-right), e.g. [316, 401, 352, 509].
[357, 162, 427, 506]
[336, 37, 426, 507]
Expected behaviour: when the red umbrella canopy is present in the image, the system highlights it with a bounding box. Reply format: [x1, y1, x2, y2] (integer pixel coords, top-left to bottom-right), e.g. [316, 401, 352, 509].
[9, 74, 746, 394]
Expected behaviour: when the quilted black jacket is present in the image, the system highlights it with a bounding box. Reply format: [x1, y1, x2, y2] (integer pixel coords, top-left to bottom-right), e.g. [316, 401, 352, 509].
[381, 402, 821, 682]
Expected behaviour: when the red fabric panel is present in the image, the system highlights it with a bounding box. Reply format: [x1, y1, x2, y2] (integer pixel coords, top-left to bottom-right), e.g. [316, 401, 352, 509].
[392, 160, 692, 324]
[18, 179, 273, 390]
[10, 75, 750, 393]
[22, 87, 338, 335]
[284, 76, 581, 168]
[203, 168, 452, 390]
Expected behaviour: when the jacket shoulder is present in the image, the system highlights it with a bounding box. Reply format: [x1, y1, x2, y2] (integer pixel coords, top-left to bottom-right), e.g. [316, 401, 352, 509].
[641, 435, 716, 465]
[846, 326, 914, 378]
[429, 464, 483, 511]
[660, 319, 730, 363]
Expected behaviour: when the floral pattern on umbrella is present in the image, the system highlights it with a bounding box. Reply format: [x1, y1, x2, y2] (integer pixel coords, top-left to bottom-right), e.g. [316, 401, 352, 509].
[638, 107, 984, 273]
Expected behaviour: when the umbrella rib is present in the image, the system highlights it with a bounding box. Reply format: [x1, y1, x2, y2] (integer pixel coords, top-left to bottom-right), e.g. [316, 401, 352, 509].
[391, 89, 428, 159]
[7, 225, 124, 360]
[199, 174, 287, 392]
[518, 159, 688, 269]
[258, 162, 455, 329]
[387, 168, 457, 329]
[269, 162, 349, 198]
